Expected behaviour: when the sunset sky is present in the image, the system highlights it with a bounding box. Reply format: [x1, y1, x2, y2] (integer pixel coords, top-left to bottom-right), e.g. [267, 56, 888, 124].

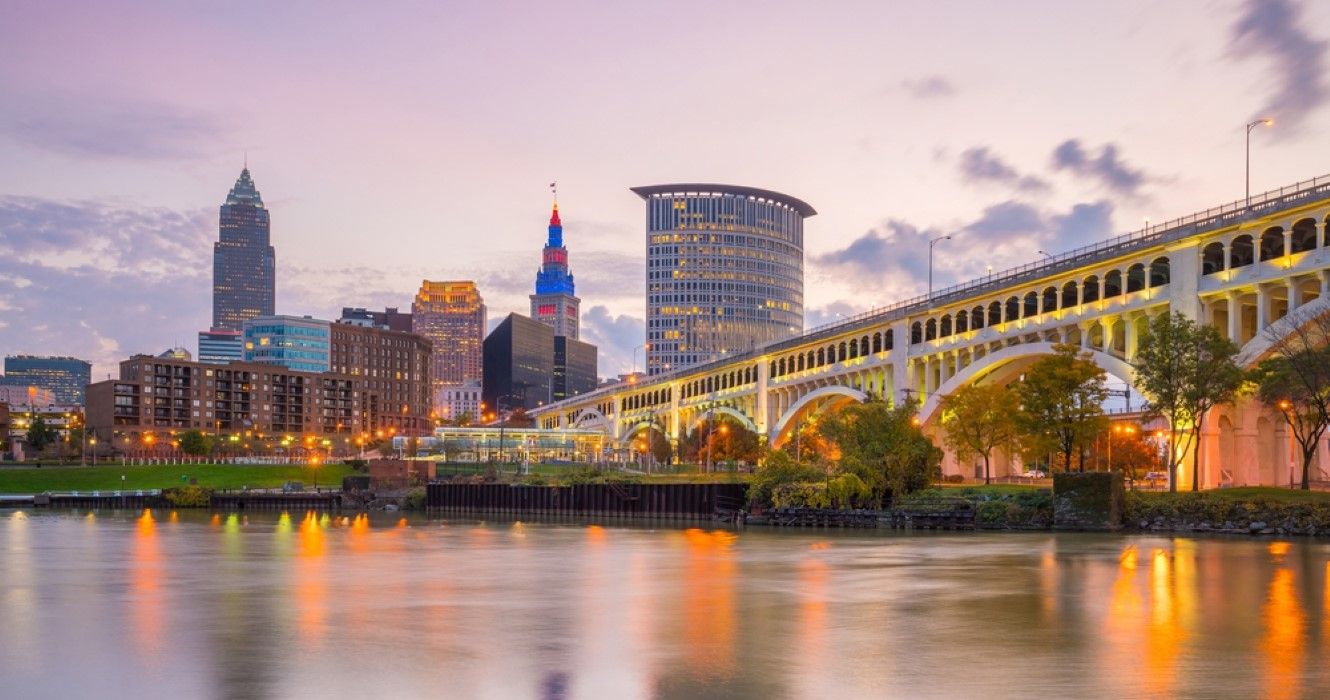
[2, 0, 1328, 378]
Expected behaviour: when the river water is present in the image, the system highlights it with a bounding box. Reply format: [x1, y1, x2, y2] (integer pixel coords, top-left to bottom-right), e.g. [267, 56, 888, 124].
[2, 510, 1328, 699]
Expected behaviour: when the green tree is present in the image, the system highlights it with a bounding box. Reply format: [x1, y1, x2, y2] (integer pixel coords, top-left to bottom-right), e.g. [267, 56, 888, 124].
[1014, 343, 1109, 473]
[748, 450, 826, 508]
[25, 415, 57, 452]
[940, 383, 1020, 484]
[179, 429, 213, 457]
[1135, 311, 1244, 492]
[454, 411, 473, 427]
[1252, 309, 1330, 489]
[818, 400, 941, 504]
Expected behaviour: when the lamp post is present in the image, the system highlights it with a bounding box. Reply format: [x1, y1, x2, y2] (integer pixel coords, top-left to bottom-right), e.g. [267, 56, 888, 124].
[928, 234, 952, 301]
[1246, 118, 1274, 208]
[1036, 250, 1053, 260]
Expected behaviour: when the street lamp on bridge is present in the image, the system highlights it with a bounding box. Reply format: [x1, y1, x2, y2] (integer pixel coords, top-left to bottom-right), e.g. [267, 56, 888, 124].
[1246, 117, 1274, 208]
[928, 234, 952, 301]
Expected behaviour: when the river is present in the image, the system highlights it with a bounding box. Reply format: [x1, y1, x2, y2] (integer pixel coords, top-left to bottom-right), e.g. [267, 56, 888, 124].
[2, 509, 1328, 699]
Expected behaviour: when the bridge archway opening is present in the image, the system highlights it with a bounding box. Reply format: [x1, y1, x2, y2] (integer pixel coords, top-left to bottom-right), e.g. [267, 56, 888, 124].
[1231, 234, 1254, 268]
[1202, 242, 1225, 275]
[918, 342, 1138, 428]
[620, 420, 670, 447]
[1259, 226, 1284, 261]
[687, 405, 759, 436]
[769, 386, 868, 449]
[1292, 218, 1318, 254]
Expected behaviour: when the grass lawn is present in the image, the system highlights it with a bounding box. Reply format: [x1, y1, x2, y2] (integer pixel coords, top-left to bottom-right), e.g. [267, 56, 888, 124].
[0, 463, 358, 493]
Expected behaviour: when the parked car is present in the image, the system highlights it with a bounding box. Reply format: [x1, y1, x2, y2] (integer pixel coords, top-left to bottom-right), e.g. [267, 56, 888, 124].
[1022, 469, 1048, 479]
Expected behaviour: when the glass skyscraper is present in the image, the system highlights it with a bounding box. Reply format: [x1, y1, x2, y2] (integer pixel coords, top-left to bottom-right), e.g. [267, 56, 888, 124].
[213, 167, 275, 332]
[242, 315, 332, 373]
[0, 355, 92, 405]
[633, 184, 815, 375]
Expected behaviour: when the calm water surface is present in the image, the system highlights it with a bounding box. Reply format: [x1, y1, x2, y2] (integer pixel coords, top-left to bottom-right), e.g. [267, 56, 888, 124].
[2, 509, 1329, 699]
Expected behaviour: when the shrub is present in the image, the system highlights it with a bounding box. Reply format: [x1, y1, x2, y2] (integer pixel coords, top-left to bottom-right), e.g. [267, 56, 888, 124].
[748, 451, 826, 508]
[164, 485, 213, 508]
[771, 482, 830, 509]
[403, 486, 426, 510]
[347, 459, 368, 473]
[943, 474, 966, 484]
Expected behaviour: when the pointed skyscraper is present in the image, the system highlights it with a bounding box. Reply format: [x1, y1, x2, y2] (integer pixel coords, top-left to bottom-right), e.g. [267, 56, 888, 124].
[530, 198, 580, 339]
[212, 166, 276, 332]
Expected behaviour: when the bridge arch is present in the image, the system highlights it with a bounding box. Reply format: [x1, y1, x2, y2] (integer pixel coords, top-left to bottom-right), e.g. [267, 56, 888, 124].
[620, 420, 669, 446]
[688, 405, 759, 435]
[572, 408, 611, 431]
[918, 341, 1138, 427]
[769, 385, 868, 448]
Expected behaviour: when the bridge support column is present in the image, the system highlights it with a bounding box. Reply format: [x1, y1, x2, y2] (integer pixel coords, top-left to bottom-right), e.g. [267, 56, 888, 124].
[1167, 240, 1201, 320]
[1226, 291, 1241, 345]
[1123, 314, 1138, 361]
[755, 360, 769, 435]
[890, 320, 910, 407]
[669, 383, 681, 442]
[1256, 284, 1271, 332]
[1288, 278, 1303, 313]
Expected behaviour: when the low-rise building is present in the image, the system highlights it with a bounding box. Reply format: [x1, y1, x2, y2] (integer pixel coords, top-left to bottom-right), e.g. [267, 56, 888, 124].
[434, 381, 483, 423]
[198, 328, 244, 365]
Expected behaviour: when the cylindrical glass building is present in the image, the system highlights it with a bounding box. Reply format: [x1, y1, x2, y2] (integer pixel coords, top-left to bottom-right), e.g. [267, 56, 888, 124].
[632, 184, 815, 375]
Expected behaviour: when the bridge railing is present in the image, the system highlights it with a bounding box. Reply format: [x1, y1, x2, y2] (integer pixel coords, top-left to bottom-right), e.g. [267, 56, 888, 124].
[536, 173, 1330, 414]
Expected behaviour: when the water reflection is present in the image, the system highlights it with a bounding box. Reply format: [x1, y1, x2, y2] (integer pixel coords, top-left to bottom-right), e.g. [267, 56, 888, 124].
[4, 513, 1330, 698]
[132, 509, 163, 662]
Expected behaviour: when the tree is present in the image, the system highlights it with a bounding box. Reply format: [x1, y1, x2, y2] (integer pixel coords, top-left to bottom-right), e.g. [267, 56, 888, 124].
[818, 400, 941, 505]
[1135, 311, 1243, 492]
[179, 429, 212, 457]
[1252, 308, 1330, 489]
[1014, 343, 1109, 473]
[25, 416, 57, 453]
[940, 383, 1020, 484]
[454, 411, 473, 427]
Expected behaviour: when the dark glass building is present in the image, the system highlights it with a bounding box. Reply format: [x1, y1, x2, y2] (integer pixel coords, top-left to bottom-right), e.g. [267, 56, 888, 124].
[553, 336, 597, 401]
[1, 355, 92, 405]
[213, 167, 275, 332]
[483, 313, 553, 413]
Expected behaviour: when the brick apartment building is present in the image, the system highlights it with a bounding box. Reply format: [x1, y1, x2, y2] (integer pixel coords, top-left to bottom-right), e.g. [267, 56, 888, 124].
[88, 326, 433, 447]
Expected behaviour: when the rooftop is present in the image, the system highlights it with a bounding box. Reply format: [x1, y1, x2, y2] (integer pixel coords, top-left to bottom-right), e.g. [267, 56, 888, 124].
[630, 183, 817, 217]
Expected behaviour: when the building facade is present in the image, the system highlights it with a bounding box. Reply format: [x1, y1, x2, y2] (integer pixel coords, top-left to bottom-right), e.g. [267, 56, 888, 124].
[553, 336, 597, 401]
[483, 313, 553, 413]
[1, 355, 93, 405]
[212, 167, 276, 332]
[411, 281, 486, 388]
[530, 201, 581, 340]
[0, 384, 58, 409]
[243, 315, 332, 373]
[86, 352, 429, 445]
[434, 381, 483, 423]
[328, 321, 433, 435]
[633, 184, 815, 375]
[197, 329, 244, 365]
[339, 306, 413, 333]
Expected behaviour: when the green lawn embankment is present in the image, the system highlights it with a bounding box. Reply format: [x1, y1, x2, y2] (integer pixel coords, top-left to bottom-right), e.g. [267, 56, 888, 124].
[0, 463, 357, 494]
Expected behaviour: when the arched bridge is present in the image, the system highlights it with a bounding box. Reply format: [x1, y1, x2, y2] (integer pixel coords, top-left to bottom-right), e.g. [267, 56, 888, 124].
[534, 174, 1330, 487]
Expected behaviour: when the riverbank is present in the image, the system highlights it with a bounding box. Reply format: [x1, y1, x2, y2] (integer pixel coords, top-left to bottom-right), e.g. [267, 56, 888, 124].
[0, 463, 358, 493]
[896, 484, 1330, 536]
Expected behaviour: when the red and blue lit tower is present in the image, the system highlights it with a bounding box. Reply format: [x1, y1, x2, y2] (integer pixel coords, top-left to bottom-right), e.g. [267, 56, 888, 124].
[530, 198, 580, 340]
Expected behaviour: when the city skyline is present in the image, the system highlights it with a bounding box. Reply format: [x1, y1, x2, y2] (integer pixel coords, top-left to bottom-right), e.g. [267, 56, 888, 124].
[2, 1, 1329, 380]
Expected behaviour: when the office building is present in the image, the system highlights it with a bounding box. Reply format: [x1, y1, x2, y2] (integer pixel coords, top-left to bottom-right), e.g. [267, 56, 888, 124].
[411, 281, 486, 388]
[435, 381, 483, 422]
[530, 200, 580, 340]
[553, 336, 596, 401]
[198, 329, 244, 365]
[633, 183, 815, 374]
[482, 313, 553, 413]
[243, 315, 332, 373]
[0, 384, 57, 409]
[213, 166, 276, 332]
[1, 355, 93, 405]
[329, 321, 432, 435]
[339, 306, 413, 333]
